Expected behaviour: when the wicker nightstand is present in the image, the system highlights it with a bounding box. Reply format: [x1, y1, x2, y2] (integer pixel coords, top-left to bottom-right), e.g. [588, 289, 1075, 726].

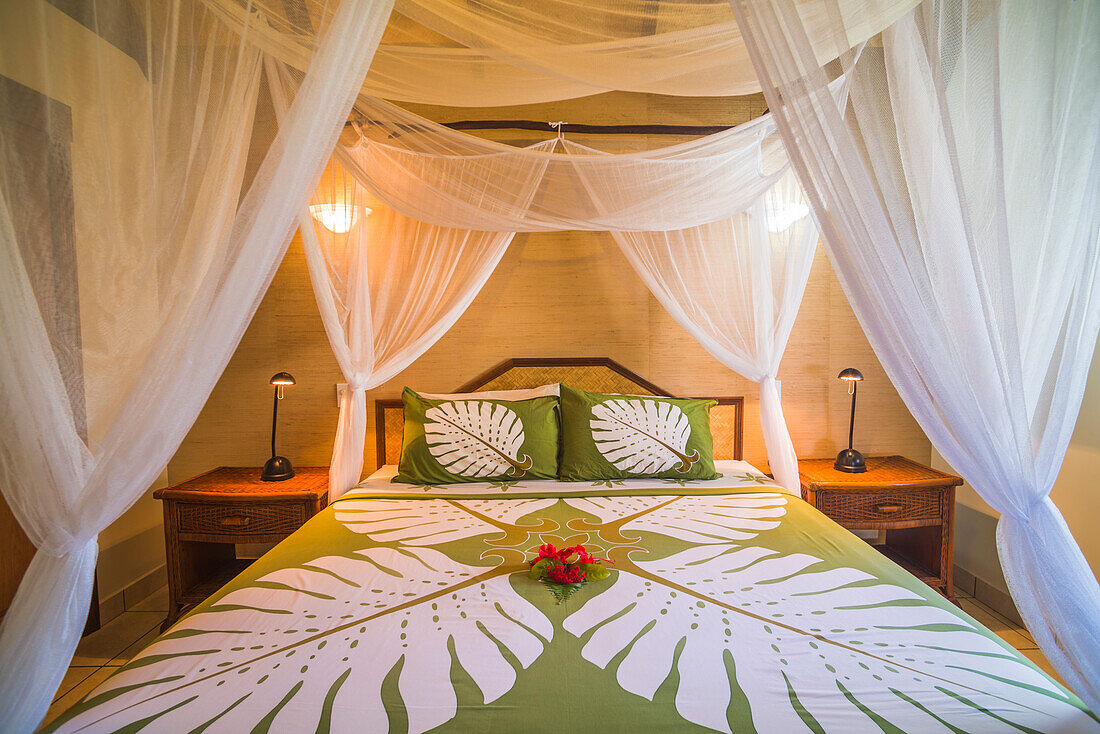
[154, 467, 328, 627]
[798, 455, 962, 602]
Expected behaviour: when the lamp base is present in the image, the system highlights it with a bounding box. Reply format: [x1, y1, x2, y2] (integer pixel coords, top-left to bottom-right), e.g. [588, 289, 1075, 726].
[261, 456, 295, 482]
[834, 448, 867, 473]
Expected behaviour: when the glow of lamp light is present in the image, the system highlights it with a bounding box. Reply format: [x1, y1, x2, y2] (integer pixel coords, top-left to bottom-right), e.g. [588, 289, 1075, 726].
[765, 201, 810, 233]
[309, 204, 371, 234]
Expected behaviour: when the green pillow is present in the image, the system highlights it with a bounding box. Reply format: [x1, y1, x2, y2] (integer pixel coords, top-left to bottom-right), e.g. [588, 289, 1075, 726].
[559, 384, 718, 481]
[394, 388, 560, 484]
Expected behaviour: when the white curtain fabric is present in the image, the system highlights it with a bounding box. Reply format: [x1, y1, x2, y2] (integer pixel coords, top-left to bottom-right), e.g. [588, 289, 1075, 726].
[609, 172, 819, 491]
[207, 0, 915, 105]
[340, 90, 855, 231]
[733, 0, 1100, 706]
[297, 156, 545, 498]
[0, 0, 393, 730]
[316, 96, 824, 494]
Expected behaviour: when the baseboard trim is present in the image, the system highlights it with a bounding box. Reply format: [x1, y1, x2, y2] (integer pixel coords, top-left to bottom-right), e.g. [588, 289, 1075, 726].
[953, 564, 977, 596]
[97, 564, 166, 626]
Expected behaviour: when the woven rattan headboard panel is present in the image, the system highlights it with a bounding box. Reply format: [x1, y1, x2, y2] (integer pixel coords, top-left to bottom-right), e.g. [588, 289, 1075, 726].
[375, 357, 743, 469]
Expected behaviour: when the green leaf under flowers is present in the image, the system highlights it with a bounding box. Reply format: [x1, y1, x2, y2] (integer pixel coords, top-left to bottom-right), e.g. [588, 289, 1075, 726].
[529, 558, 553, 581]
[580, 563, 610, 581]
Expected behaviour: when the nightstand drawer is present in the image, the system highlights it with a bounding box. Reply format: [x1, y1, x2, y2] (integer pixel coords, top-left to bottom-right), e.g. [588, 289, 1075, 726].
[818, 490, 941, 526]
[176, 502, 305, 537]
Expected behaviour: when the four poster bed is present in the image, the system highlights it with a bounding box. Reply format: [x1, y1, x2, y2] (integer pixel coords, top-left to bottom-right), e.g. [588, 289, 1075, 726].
[47, 361, 1096, 733]
[3, 0, 1099, 730]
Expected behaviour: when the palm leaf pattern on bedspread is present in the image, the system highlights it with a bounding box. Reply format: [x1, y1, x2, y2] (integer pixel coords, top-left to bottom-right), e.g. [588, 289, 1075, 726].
[47, 489, 1096, 733]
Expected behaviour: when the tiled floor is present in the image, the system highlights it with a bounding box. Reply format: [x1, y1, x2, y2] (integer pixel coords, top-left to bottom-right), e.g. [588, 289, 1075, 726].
[44, 585, 169, 727]
[42, 584, 1066, 728]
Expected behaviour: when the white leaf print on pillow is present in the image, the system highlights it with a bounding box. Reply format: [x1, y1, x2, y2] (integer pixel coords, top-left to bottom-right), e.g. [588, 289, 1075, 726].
[590, 399, 699, 474]
[425, 401, 533, 478]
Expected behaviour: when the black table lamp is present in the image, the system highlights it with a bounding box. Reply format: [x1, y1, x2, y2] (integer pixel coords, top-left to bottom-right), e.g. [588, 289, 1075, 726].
[262, 372, 296, 481]
[834, 367, 866, 473]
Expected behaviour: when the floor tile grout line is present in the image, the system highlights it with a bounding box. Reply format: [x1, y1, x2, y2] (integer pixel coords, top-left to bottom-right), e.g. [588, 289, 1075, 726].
[966, 595, 1022, 626]
[52, 666, 100, 704]
[968, 597, 1037, 644]
[54, 590, 169, 705]
[50, 664, 109, 717]
[49, 663, 126, 721]
[102, 620, 165, 668]
[960, 597, 1027, 630]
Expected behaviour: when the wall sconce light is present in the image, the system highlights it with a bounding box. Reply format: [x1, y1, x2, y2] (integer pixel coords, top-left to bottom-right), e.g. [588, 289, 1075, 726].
[309, 204, 372, 234]
[834, 367, 866, 473]
[261, 372, 296, 481]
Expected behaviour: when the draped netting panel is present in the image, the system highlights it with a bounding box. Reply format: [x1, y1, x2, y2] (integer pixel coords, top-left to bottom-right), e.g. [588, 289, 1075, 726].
[0, 0, 394, 730]
[733, 0, 1100, 705]
[340, 88, 854, 231]
[294, 152, 549, 499]
[305, 96, 826, 493]
[206, 0, 914, 105]
[606, 171, 819, 491]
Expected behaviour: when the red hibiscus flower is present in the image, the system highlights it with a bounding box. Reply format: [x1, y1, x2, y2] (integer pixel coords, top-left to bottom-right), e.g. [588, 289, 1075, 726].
[530, 543, 560, 565]
[547, 564, 585, 584]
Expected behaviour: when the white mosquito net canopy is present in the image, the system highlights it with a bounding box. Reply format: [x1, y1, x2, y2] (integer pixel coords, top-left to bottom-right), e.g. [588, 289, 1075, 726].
[1, 0, 1097, 731]
[212, 0, 911, 105]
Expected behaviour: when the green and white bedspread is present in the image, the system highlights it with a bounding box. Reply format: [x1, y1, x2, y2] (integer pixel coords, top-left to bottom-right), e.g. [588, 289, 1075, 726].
[49, 461, 1096, 733]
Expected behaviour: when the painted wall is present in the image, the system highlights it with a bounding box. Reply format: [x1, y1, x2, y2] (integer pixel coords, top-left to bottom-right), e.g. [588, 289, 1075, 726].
[96, 472, 167, 606]
[1053, 340, 1100, 575]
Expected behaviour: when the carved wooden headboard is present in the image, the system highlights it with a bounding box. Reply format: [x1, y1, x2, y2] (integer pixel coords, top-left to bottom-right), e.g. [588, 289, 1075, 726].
[374, 357, 743, 469]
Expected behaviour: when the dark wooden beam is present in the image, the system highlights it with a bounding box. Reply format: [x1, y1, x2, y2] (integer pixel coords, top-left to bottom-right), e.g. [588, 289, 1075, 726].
[442, 120, 732, 136]
[344, 117, 733, 136]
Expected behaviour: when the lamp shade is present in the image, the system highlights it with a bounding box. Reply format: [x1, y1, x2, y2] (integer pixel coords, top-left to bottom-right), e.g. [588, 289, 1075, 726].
[838, 367, 864, 381]
[309, 203, 371, 234]
[270, 372, 296, 386]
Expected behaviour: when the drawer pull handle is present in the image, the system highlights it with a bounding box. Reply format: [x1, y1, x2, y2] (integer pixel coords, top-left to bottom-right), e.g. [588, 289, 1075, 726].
[220, 515, 251, 527]
[875, 504, 902, 514]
